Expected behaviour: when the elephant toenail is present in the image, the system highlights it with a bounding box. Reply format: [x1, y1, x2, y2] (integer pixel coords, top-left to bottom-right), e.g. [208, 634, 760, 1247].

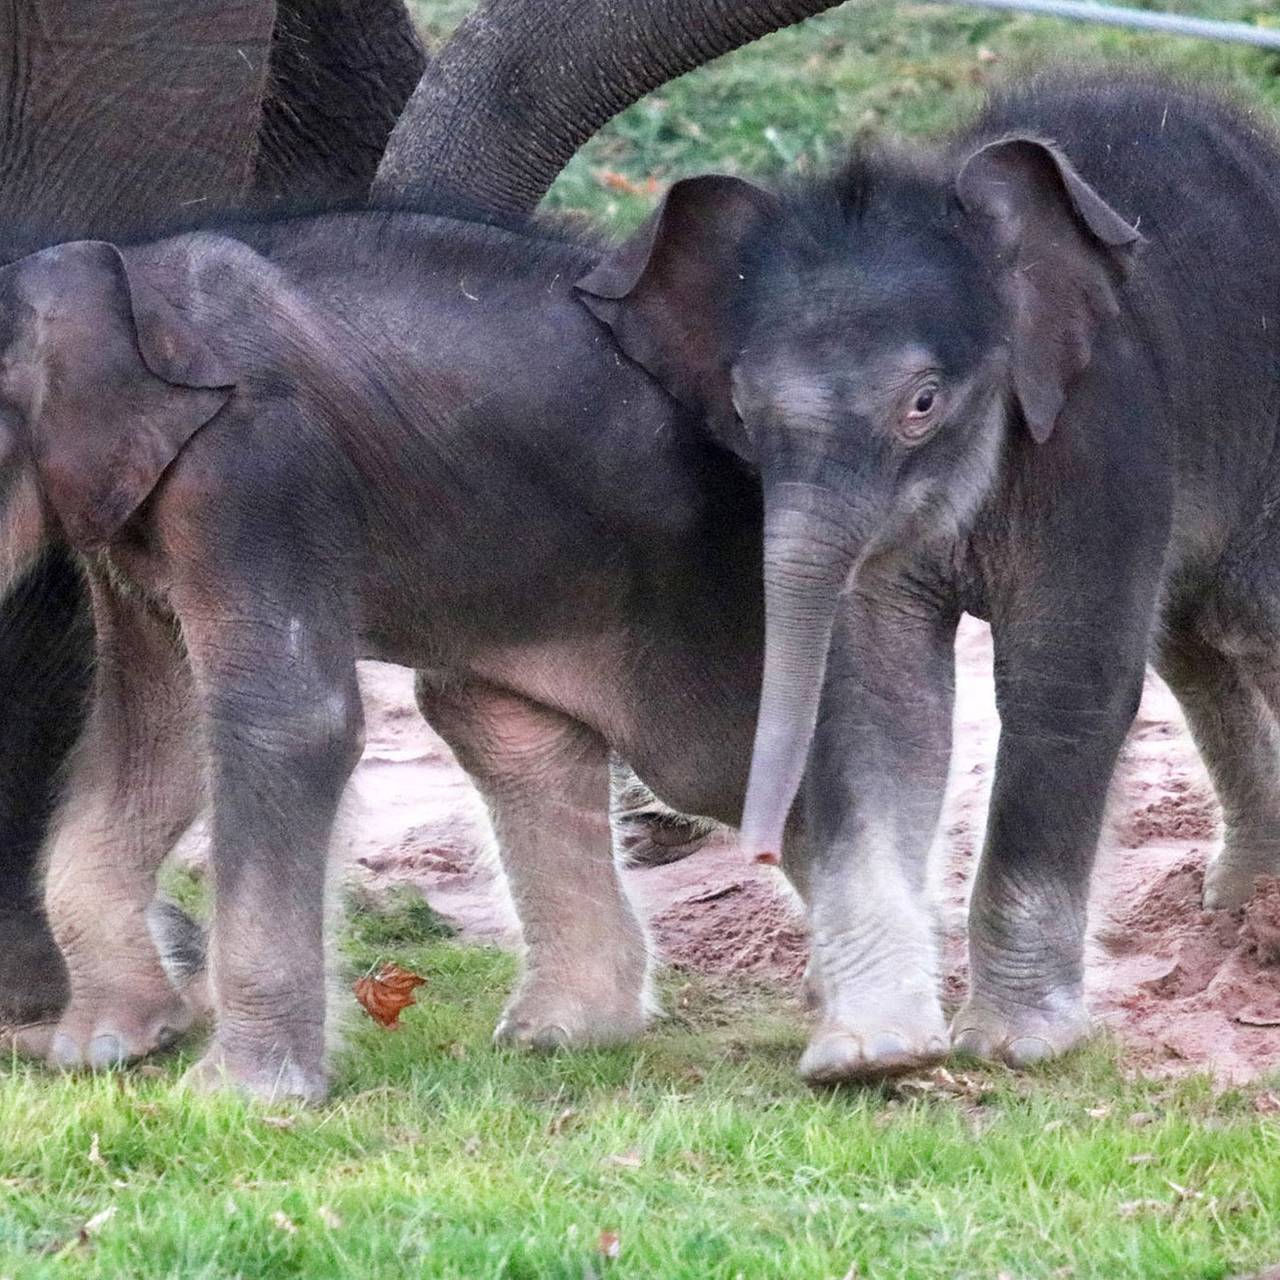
[88, 1034, 125, 1069]
[867, 1032, 909, 1062]
[951, 1028, 989, 1058]
[49, 1033, 82, 1069]
[1004, 1035, 1054, 1067]
[528, 1024, 571, 1052]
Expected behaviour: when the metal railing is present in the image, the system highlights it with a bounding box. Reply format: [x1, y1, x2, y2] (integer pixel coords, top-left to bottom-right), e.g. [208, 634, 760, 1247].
[945, 0, 1280, 50]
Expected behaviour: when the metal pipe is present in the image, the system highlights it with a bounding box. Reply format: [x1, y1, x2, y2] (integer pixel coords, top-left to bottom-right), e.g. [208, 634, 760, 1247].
[944, 0, 1280, 50]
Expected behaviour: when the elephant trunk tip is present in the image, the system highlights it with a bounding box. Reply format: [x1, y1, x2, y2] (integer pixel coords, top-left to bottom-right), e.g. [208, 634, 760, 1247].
[739, 802, 788, 866]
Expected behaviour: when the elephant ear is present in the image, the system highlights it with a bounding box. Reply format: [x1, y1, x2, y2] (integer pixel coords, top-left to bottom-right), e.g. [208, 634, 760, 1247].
[575, 175, 780, 433]
[956, 136, 1144, 443]
[3, 240, 233, 550]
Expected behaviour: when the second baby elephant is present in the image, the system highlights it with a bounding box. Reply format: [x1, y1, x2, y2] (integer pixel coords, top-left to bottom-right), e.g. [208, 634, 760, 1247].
[579, 72, 1280, 1075]
[5, 72, 1280, 1098]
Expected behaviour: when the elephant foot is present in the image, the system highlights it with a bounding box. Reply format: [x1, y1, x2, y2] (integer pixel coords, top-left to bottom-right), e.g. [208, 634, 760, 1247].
[799, 1011, 949, 1085]
[494, 976, 650, 1051]
[951, 995, 1091, 1068]
[182, 1038, 328, 1104]
[0, 906, 69, 1026]
[42, 985, 193, 1070]
[1202, 848, 1276, 912]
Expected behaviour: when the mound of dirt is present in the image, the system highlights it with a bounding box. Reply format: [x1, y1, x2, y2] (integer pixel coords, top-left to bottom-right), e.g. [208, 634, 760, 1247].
[651, 880, 808, 982]
[1091, 862, 1280, 1078]
[1119, 781, 1219, 847]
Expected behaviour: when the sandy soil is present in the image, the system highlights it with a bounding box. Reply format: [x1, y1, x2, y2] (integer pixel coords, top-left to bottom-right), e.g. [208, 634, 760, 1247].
[341, 618, 1280, 1082]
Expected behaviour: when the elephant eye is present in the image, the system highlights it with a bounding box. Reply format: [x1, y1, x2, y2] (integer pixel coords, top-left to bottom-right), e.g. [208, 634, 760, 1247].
[899, 380, 942, 442]
[911, 388, 935, 416]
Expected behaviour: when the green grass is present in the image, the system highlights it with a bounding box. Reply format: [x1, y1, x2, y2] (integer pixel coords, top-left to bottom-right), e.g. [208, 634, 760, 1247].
[4, 903, 1280, 1280]
[8, 3, 1280, 1276]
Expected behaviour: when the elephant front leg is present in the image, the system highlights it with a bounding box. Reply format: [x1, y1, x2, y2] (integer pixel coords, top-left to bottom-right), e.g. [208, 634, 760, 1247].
[177, 600, 364, 1104]
[34, 576, 202, 1069]
[419, 678, 652, 1050]
[791, 599, 957, 1084]
[954, 624, 1145, 1067]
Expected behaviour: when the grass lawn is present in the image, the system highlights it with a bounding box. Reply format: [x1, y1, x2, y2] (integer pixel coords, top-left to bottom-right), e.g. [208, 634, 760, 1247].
[6, 2, 1280, 1277]
[3, 897, 1280, 1280]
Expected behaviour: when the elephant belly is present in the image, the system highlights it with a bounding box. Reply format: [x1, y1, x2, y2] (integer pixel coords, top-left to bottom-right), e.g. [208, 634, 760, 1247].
[469, 634, 756, 828]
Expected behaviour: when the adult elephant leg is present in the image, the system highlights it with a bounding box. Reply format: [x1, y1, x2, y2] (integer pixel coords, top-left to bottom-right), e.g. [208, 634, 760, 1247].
[954, 608, 1148, 1067]
[0, 553, 90, 1031]
[0, 2, 273, 245]
[1159, 632, 1280, 911]
[375, 0, 847, 214]
[0, 0, 275, 1031]
[417, 676, 653, 1049]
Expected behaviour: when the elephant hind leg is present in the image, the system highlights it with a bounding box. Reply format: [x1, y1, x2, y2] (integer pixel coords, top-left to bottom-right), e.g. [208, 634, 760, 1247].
[1159, 631, 1280, 910]
[36, 577, 204, 1071]
[419, 677, 653, 1050]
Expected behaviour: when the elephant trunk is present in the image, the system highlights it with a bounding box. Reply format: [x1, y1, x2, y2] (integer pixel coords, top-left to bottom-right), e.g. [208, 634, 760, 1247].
[738, 492, 857, 863]
[374, 0, 845, 215]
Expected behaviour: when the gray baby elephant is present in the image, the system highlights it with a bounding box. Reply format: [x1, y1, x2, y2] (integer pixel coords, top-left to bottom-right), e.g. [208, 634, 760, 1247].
[578, 72, 1280, 1077]
[0, 223, 774, 1100]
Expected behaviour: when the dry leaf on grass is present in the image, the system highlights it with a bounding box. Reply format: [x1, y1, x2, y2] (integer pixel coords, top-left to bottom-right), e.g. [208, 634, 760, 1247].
[547, 1107, 579, 1136]
[87, 1134, 105, 1168]
[49, 1206, 118, 1257]
[317, 1205, 343, 1230]
[597, 1230, 621, 1259]
[354, 962, 426, 1028]
[272, 1210, 299, 1235]
[80, 1207, 117, 1240]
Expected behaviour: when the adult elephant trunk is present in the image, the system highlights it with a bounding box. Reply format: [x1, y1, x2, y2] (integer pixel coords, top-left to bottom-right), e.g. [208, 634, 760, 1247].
[374, 0, 846, 215]
[739, 488, 859, 863]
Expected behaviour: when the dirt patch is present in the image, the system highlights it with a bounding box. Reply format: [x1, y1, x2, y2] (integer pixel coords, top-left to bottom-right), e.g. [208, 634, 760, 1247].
[326, 623, 1279, 1082]
[1090, 857, 1280, 1078]
[1119, 782, 1219, 847]
[651, 879, 808, 983]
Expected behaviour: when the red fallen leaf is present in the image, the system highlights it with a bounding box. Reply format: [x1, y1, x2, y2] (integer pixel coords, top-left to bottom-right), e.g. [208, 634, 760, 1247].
[354, 963, 426, 1029]
[595, 169, 660, 197]
[597, 1229, 621, 1260]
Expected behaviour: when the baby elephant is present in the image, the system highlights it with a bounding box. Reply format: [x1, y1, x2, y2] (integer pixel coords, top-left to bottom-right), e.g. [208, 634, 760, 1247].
[0, 220, 754, 1100]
